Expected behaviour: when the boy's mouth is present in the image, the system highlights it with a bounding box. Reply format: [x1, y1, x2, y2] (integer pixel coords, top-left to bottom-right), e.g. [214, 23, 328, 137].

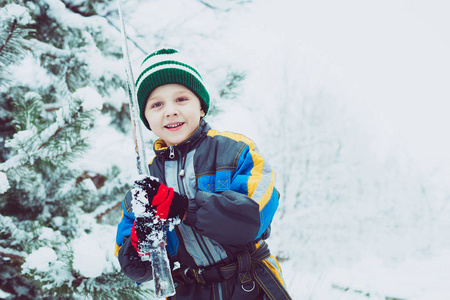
[164, 122, 184, 130]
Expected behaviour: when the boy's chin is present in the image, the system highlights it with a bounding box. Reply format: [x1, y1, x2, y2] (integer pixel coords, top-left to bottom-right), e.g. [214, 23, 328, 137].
[164, 136, 188, 147]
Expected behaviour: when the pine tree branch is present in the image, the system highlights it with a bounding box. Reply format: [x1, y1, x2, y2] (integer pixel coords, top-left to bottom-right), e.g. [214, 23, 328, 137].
[60, 0, 95, 17]
[72, 274, 89, 288]
[197, 0, 219, 10]
[0, 251, 25, 264]
[37, 106, 83, 151]
[38, 128, 62, 151]
[0, 18, 18, 57]
[43, 138, 86, 161]
[196, 0, 252, 12]
[31, 39, 72, 59]
[95, 201, 121, 223]
[76, 171, 107, 189]
[103, 14, 146, 55]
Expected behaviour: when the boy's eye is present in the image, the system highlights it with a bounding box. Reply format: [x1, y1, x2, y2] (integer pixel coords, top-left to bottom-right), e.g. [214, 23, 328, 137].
[150, 102, 163, 109]
[176, 97, 188, 102]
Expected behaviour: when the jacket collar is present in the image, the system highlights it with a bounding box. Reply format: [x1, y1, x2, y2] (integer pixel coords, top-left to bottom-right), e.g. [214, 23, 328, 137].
[153, 119, 210, 159]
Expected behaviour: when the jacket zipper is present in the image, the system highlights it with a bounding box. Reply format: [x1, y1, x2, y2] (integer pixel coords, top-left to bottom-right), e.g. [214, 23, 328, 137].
[170, 146, 187, 196]
[172, 146, 215, 265]
[174, 147, 190, 199]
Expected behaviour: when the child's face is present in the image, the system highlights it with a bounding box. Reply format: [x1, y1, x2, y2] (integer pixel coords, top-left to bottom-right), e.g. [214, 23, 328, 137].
[144, 84, 205, 146]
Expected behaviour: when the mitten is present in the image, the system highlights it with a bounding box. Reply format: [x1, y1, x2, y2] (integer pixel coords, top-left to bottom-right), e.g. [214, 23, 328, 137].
[130, 176, 188, 256]
[132, 176, 188, 220]
[118, 235, 153, 282]
[130, 215, 164, 256]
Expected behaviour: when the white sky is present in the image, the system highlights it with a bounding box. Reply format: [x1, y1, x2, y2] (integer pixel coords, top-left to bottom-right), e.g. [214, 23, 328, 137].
[219, 0, 450, 179]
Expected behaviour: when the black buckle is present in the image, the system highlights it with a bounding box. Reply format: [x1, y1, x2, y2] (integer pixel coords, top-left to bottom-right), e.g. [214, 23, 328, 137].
[202, 265, 223, 283]
[180, 267, 195, 284]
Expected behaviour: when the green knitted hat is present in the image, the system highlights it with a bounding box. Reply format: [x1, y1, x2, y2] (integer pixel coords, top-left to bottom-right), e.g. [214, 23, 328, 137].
[135, 48, 210, 130]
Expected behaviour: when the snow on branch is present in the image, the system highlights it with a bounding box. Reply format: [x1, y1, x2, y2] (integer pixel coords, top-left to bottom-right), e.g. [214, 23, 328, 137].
[0, 215, 34, 250]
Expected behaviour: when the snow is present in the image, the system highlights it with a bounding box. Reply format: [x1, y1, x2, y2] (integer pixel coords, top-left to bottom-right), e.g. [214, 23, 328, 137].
[72, 232, 111, 277]
[38, 227, 61, 242]
[70, 212, 120, 278]
[44, 0, 87, 29]
[2, 3, 32, 25]
[0, 128, 37, 171]
[4, 129, 35, 150]
[74, 86, 104, 111]
[282, 251, 450, 300]
[0, 172, 10, 194]
[10, 55, 52, 89]
[105, 86, 127, 112]
[75, 115, 137, 175]
[0, 289, 11, 299]
[131, 186, 149, 216]
[22, 247, 57, 273]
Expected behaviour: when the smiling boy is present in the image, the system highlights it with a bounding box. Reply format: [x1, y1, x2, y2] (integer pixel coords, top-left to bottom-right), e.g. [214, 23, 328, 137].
[145, 84, 205, 147]
[115, 48, 291, 300]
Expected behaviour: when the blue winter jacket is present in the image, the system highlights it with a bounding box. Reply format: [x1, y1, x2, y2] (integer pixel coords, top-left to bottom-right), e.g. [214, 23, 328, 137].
[115, 120, 287, 299]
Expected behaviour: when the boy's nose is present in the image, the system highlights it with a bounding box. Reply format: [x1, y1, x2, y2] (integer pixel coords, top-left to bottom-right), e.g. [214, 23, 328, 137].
[164, 103, 178, 117]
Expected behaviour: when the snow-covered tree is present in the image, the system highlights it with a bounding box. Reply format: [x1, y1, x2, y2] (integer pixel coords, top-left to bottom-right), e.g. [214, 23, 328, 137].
[0, 1, 143, 298]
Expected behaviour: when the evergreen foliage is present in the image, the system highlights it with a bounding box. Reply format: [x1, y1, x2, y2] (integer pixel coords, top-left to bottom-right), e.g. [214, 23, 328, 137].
[0, 1, 33, 87]
[0, 1, 34, 162]
[218, 71, 246, 100]
[0, 0, 139, 298]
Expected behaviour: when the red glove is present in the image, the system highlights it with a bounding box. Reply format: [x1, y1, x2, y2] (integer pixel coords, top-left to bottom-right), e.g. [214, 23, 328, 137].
[132, 176, 188, 220]
[130, 216, 163, 257]
[130, 176, 188, 255]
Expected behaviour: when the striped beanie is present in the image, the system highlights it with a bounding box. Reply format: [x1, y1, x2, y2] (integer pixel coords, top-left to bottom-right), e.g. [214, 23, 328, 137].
[135, 48, 210, 130]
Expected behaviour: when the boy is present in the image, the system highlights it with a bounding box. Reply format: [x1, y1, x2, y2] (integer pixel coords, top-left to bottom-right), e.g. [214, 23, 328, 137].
[115, 48, 291, 300]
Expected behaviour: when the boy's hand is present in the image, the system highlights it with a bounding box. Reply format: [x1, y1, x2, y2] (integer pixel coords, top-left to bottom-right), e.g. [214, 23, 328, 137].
[130, 215, 164, 256]
[132, 176, 188, 220]
[130, 176, 188, 255]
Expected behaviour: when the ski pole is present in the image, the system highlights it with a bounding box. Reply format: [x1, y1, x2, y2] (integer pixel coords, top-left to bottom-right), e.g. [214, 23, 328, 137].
[117, 1, 176, 297]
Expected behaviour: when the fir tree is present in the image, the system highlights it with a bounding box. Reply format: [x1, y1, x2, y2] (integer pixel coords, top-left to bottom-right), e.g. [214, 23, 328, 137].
[0, 1, 145, 298]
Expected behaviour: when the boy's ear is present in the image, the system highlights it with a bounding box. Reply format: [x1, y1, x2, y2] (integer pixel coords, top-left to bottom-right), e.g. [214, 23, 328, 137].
[200, 109, 205, 117]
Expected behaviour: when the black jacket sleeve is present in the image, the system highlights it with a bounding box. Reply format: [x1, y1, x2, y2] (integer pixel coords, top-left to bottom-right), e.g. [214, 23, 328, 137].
[184, 190, 260, 245]
[118, 236, 153, 283]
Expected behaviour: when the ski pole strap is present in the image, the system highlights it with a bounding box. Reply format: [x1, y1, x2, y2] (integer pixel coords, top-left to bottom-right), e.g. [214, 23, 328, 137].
[179, 241, 291, 300]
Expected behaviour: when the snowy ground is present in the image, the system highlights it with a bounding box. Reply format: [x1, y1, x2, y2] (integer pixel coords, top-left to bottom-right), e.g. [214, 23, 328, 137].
[57, 214, 450, 300]
[281, 252, 450, 300]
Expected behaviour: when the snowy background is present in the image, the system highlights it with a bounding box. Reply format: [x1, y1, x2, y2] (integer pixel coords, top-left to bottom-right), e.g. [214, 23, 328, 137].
[2, 0, 450, 299]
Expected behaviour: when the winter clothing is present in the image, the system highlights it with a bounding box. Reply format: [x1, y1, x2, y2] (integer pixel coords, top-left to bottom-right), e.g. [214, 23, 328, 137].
[130, 177, 188, 255]
[115, 120, 291, 300]
[133, 176, 188, 220]
[118, 236, 153, 283]
[135, 48, 210, 130]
